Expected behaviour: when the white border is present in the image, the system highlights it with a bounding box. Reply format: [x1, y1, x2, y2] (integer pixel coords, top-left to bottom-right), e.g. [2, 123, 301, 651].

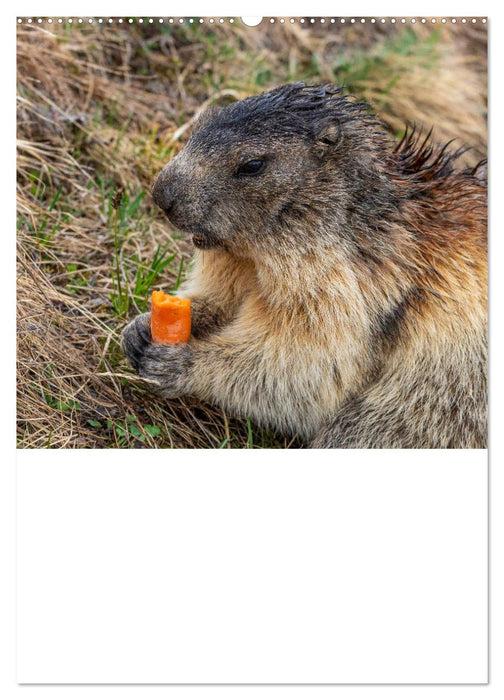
[8, 3, 495, 18]
[16, 450, 488, 685]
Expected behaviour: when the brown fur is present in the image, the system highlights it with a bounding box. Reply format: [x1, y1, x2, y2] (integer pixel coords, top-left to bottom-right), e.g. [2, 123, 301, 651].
[121, 84, 487, 448]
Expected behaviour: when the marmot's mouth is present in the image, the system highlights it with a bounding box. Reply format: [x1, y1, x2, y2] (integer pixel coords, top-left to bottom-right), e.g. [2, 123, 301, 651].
[173, 223, 221, 250]
[162, 211, 220, 250]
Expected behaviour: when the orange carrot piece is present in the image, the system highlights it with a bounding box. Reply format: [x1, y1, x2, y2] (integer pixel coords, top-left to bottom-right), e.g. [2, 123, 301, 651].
[151, 290, 191, 345]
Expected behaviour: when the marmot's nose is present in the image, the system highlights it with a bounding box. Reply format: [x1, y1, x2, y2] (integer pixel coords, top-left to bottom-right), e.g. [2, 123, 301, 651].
[152, 175, 174, 214]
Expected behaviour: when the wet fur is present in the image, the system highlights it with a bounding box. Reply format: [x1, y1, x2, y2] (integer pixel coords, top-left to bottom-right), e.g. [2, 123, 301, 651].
[123, 83, 487, 448]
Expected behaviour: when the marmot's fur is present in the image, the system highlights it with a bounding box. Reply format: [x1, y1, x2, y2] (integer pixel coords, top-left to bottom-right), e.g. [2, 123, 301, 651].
[122, 83, 487, 448]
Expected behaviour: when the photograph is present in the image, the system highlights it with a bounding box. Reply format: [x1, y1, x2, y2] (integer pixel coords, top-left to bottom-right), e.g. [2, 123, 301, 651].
[16, 16, 488, 448]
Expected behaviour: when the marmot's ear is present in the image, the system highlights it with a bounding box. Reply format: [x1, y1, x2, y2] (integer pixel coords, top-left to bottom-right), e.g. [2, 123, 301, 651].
[314, 121, 341, 158]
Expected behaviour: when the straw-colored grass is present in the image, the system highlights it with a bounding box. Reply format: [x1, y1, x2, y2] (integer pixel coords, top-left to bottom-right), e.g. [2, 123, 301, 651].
[16, 19, 487, 448]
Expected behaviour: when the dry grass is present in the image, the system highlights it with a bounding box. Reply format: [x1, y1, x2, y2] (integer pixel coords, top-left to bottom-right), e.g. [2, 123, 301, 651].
[16, 18, 487, 448]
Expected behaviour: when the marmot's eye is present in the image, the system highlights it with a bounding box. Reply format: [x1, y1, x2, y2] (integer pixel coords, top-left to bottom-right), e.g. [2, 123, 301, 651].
[236, 159, 266, 176]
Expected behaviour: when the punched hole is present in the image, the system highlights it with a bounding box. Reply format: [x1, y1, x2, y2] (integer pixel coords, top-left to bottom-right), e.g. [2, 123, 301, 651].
[241, 16, 263, 26]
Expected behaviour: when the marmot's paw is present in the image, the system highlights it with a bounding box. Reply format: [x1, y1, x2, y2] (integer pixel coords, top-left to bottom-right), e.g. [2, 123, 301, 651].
[121, 312, 152, 371]
[135, 342, 193, 398]
[121, 312, 193, 398]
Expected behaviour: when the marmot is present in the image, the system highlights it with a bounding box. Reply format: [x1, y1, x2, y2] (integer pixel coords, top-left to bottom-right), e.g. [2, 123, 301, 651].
[121, 83, 487, 448]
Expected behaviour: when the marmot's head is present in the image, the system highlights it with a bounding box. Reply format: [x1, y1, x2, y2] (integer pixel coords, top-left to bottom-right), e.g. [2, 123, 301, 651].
[152, 83, 394, 254]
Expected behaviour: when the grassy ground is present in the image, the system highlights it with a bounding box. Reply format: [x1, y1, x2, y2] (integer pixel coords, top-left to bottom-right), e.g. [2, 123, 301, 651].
[16, 18, 487, 448]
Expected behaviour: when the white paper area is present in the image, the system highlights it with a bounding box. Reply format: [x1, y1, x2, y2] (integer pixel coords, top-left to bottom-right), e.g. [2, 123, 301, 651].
[16, 449, 487, 684]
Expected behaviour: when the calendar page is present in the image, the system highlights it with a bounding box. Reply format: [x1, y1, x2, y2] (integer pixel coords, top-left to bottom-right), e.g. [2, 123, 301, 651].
[15, 13, 488, 686]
